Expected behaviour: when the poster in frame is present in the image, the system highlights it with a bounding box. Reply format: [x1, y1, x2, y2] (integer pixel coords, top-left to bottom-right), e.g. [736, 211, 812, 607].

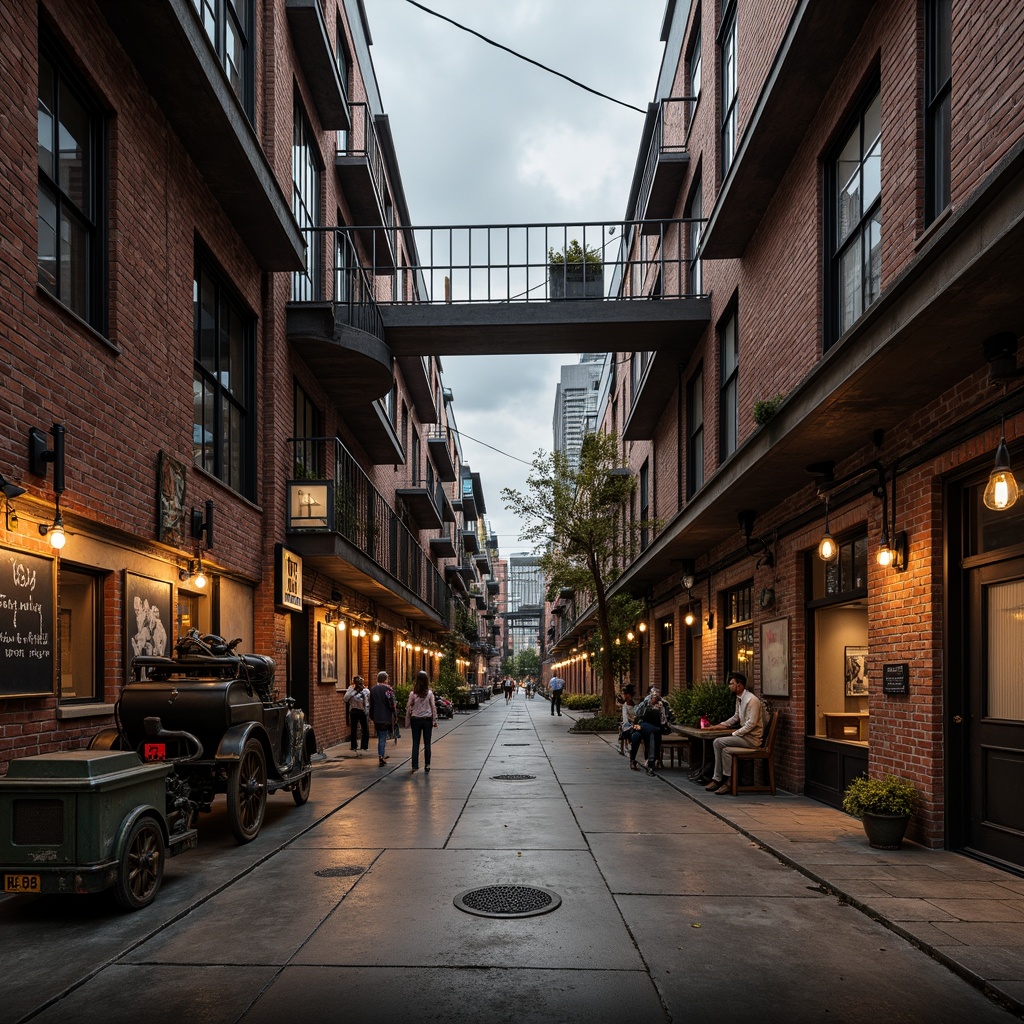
[760, 617, 789, 697]
[125, 571, 172, 680]
[844, 646, 869, 696]
[319, 621, 338, 684]
[157, 451, 188, 548]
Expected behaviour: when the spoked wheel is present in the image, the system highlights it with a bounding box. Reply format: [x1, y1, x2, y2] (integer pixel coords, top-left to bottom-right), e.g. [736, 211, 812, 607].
[113, 816, 165, 911]
[291, 768, 312, 806]
[227, 738, 267, 843]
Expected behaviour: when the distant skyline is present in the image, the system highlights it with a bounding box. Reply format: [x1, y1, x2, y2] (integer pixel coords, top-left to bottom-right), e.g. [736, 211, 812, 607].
[364, 0, 667, 550]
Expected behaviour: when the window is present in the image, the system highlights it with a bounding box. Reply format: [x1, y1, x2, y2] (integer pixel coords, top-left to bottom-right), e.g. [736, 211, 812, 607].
[193, 255, 255, 498]
[192, 0, 254, 119]
[720, 1, 738, 176]
[37, 37, 105, 330]
[291, 95, 322, 301]
[725, 581, 753, 676]
[687, 177, 703, 294]
[58, 567, 102, 702]
[335, 25, 351, 102]
[176, 590, 206, 641]
[687, 366, 705, 496]
[828, 86, 881, 345]
[719, 309, 739, 459]
[293, 381, 321, 477]
[925, 0, 951, 225]
[640, 460, 650, 551]
[412, 432, 421, 485]
[689, 24, 702, 103]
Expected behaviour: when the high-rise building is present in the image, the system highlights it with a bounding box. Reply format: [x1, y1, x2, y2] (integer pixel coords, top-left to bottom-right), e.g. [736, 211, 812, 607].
[553, 355, 608, 469]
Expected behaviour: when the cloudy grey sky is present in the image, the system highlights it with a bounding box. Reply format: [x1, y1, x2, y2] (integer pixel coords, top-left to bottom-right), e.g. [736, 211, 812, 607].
[363, 0, 667, 551]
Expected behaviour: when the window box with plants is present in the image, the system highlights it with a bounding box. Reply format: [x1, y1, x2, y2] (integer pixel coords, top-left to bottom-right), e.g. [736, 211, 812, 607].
[842, 773, 919, 849]
[548, 239, 604, 300]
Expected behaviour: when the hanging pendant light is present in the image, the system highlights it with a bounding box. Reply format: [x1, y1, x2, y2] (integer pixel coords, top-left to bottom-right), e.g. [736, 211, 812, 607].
[983, 426, 1020, 511]
[818, 497, 838, 562]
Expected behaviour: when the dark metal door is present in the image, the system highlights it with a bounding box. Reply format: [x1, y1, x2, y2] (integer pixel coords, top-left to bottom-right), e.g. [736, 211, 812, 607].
[967, 557, 1024, 868]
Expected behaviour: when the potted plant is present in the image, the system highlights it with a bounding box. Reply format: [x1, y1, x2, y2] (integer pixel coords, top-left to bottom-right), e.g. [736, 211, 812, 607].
[753, 393, 786, 427]
[548, 239, 603, 300]
[842, 773, 919, 849]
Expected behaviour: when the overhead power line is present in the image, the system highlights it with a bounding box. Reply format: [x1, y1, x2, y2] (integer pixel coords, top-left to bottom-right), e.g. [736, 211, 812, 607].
[452, 428, 536, 466]
[402, 0, 647, 115]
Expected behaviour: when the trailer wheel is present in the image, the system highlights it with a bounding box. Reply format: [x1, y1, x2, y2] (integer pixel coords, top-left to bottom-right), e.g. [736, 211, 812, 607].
[227, 738, 266, 843]
[113, 816, 165, 911]
[291, 769, 312, 806]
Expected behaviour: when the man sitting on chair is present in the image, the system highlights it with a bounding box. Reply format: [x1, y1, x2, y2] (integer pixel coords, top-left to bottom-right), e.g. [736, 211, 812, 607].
[706, 672, 763, 795]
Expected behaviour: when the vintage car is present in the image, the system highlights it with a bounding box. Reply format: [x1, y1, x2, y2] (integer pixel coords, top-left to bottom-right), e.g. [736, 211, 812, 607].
[0, 740, 200, 911]
[91, 630, 316, 844]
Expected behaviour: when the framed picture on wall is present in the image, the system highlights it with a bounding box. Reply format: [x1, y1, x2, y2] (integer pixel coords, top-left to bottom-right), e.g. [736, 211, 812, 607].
[844, 646, 869, 696]
[125, 571, 172, 680]
[319, 621, 338, 684]
[157, 451, 188, 548]
[760, 617, 789, 697]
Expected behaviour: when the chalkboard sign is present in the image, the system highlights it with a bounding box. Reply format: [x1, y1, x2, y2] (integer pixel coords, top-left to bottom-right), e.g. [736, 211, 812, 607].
[0, 548, 56, 698]
[882, 662, 910, 695]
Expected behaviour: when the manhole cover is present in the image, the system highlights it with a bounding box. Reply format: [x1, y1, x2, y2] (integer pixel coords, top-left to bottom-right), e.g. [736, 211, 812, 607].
[454, 885, 561, 918]
[491, 773, 536, 781]
[314, 866, 365, 878]
[502, 742, 531, 746]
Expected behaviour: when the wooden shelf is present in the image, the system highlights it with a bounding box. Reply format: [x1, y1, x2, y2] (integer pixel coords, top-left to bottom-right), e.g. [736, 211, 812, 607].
[822, 712, 868, 741]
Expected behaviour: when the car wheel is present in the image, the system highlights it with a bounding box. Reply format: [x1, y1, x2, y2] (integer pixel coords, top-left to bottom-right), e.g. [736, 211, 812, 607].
[291, 769, 312, 806]
[227, 738, 267, 843]
[113, 816, 164, 912]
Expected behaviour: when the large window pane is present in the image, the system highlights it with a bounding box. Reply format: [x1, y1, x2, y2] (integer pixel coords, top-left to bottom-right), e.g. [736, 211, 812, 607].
[38, 55, 55, 177]
[987, 579, 1024, 721]
[58, 79, 90, 210]
[37, 186, 58, 292]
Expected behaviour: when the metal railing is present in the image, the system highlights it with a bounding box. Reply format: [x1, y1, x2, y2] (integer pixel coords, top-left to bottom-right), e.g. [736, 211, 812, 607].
[288, 436, 454, 624]
[293, 218, 703, 316]
[337, 103, 388, 219]
[635, 97, 696, 221]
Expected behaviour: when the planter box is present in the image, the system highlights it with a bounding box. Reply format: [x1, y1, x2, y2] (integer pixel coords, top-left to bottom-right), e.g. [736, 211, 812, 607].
[549, 265, 604, 300]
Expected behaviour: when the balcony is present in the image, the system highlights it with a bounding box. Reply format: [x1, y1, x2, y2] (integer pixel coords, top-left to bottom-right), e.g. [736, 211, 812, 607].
[397, 354, 435, 422]
[630, 98, 695, 224]
[395, 483, 443, 531]
[95, 0, 302, 270]
[285, 0, 350, 130]
[460, 475, 478, 522]
[285, 437, 453, 628]
[486, 578, 500, 594]
[429, 531, 457, 558]
[700, 0, 875, 258]
[335, 103, 396, 267]
[462, 529, 479, 555]
[473, 551, 491, 576]
[427, 429, 458, 482]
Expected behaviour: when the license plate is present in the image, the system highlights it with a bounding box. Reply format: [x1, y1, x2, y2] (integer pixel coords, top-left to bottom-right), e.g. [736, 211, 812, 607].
[143, 742, 167, 761]
[4, 874, 41, 894]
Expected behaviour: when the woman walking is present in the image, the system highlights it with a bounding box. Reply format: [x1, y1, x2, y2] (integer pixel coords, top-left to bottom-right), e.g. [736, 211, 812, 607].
[405, 670, 438, 773]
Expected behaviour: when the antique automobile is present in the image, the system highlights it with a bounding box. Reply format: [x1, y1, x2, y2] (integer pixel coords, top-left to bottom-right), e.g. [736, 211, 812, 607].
[91, 630, 316, 845]
[0, 733, 201, 911]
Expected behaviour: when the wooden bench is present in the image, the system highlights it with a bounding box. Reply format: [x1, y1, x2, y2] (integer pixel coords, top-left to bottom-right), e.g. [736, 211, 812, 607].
[658, 734, 691, 768]
[725, 708, 782, 795]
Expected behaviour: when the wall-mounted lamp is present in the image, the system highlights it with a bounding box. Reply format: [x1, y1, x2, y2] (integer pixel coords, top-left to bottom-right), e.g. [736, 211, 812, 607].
[29, 424, 67, 549]
[684, 599, 695, 628]
[982, 424, 1019, 511]
[191, 500, 215, 549]
[875, 463, 908, 572]
[371, 631, 381, 644]
[637, 621, 647, 633]
[818, 497, 838, 562]
[706, 574, 714, 630]
[179, 556, 207, 589]
[1, 473, 24, 532]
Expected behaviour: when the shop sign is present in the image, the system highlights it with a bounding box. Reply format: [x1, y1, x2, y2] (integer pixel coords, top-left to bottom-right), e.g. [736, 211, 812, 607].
[882, 662, 910, 695]
[0, 548, 56, 698]
[275, 544, 303, 613]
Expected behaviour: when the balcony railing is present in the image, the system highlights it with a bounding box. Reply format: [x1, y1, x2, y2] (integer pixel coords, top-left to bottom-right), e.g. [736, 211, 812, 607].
[635, 97, 696, 222]
[288, 436, 453, 622]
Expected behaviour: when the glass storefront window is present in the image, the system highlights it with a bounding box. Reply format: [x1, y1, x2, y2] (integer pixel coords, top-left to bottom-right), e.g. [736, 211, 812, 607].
[725, 582, 754, 676]
[58, 567, 101, 702]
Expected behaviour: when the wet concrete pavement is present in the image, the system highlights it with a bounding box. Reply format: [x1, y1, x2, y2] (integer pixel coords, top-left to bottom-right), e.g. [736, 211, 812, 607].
[2, 694, 1022, 1023]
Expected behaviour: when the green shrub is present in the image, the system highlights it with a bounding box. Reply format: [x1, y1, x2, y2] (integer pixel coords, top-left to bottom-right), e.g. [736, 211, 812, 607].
[568, 715, 619, 733]
[393, 684, 411, 718]
[561, 693, 602, 711]
[666, 676, 734, 727]
[842, 774, 919, 817]
[753, 393, 786, 427]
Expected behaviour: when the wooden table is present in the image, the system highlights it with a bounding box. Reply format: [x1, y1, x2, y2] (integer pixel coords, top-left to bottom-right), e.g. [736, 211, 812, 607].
[667, 725, 733, 777]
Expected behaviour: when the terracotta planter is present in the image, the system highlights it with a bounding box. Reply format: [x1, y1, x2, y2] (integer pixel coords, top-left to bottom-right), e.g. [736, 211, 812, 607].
[861, 812, 910, 849]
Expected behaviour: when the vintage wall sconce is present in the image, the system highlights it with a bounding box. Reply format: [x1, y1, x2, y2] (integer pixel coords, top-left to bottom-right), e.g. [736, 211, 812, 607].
[1, 472, 25, 531]
[29, 424, 66, 549]
[180, 500, 215, 588]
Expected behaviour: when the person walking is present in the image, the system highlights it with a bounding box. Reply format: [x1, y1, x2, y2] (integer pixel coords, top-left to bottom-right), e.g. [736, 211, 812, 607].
[369, 670, 397, 767]
[504, 676, 513, 704]
[345, 675, 370, 755]
[549, 673, 565, 716]
[405, 670, 438, 773]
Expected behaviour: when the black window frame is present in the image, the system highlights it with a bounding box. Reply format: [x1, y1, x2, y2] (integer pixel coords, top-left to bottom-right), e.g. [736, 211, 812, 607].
[724, 580, 754, 676]
[193, 250, 256, 499]
[293, 380, 322, 477]
[192, 0, 255, 121]
[686, 175, 703, 295]
[687, 365, 705, 498]
[639, 460, 650, 551]
[924, 0, 952, 225]
[824, 77, 882, 350]
[37, 32, 107, 334]
[719, 305, 739, 460]
[688, 17, 702, 104]
[719, 0, 738, 178]
[291, 93, 323, 302]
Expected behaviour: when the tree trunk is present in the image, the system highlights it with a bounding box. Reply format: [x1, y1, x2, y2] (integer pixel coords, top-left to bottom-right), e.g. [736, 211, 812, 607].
[589, 553, 617, 717]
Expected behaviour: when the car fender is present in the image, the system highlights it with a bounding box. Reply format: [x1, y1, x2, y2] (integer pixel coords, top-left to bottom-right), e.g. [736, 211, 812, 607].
[216, 722, 271, 763]
[90, 728, 124, 750]
[113, 804, 169, 857]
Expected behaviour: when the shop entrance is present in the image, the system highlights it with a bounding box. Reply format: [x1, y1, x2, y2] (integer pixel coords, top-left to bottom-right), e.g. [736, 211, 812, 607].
[965, 556, 1024, 868]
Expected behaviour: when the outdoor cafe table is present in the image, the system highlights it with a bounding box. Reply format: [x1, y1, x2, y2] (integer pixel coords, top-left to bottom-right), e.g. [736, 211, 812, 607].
[667, 724, 733, 779]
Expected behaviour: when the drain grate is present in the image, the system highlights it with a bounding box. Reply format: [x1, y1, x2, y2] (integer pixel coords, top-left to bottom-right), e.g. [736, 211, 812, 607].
[454, 884, 561, 918]
[502, 742, 531, 746]
[315, 866, 365, 878]
[491, 773, 536, 781]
